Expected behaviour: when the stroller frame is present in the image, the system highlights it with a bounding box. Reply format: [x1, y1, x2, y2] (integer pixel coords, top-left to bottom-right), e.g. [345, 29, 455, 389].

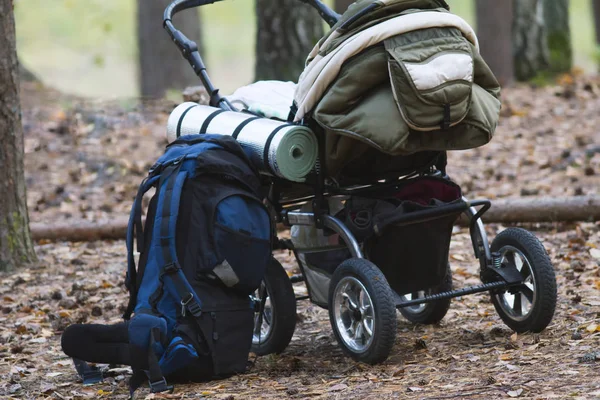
[164, 0, 557, 364]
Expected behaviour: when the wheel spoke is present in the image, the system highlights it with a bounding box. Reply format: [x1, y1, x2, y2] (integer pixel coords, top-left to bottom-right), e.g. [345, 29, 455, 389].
[354, 321, 364, 343]
[342, 292, 359, 311]
[363, 318, 373, 337]
[512, 292, 523, 316]
[514, 253, 524, 271]
[359, 289, 368, 309]
[521, 284, 534, 303]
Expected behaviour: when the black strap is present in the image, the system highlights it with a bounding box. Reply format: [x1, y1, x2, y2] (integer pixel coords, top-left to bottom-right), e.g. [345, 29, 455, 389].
[441, 104, 451, 130]
[287, 102, 298, 122]
[232, 116, 261, 140]
[199, 109, 226, 134]
[147, 328, 173, 394]
[73, 359, 103, 385]
[176, 104, 197, 138]
[128, 329, 173, 396]
[263, 124, 292, 175]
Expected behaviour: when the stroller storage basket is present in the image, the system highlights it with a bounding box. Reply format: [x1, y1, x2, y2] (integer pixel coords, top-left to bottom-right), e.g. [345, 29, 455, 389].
[344, 177, 464, 295]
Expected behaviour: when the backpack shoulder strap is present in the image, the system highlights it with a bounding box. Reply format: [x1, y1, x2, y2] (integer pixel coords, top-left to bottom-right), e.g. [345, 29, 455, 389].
[156, 163, 204, 318]
[124, 175, 160, 320]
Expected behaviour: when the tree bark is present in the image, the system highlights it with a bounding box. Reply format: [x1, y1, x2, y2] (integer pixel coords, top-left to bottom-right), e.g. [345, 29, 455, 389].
[255, 0, 325, 82]
[0, 0, 37, 271]
[476, 0, 515, 86]
[593, 0, 600, 45]
[334, 0, 355, 14]
[464, 196, 600, 224]
[513, 0, 549, 81]
[137, 0, 202, 99]
[543, 0, 572, 74]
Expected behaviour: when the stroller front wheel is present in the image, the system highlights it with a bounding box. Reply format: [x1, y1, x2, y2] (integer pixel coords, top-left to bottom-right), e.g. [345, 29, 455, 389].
[328, 258, 397, 364]
[489, 228, 557, 333]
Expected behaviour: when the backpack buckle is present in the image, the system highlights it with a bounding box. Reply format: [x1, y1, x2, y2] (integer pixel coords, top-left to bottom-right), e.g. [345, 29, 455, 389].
[164, 263, 179, 274]
[149, 377, 174, 394]
[181, 292, 194, 317]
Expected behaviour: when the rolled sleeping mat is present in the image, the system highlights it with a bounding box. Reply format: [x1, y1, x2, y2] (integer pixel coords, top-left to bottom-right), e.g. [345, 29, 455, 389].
[167, 103, 318, 182]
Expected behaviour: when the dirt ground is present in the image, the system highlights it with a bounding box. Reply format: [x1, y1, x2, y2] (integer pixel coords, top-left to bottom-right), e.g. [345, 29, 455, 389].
[1, 77, 600, 399]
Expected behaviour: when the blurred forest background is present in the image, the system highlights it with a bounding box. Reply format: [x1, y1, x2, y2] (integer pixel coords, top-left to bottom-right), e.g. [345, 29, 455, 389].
[14, 0, 600, 99]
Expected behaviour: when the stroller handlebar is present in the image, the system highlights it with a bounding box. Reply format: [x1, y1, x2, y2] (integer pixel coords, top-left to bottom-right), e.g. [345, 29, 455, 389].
[164, 0, 340, 27]
[162, 0, 340, 111]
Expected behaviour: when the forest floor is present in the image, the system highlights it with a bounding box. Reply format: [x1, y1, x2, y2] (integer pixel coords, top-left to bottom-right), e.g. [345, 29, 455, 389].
[1, 76, 600, 399]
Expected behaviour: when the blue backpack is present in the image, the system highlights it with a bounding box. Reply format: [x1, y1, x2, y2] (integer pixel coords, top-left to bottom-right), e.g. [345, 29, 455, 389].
[122, 135, 272, 394]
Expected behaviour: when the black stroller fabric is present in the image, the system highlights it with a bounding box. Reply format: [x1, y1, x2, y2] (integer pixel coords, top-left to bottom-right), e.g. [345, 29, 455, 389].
[344, 177, 462, 294]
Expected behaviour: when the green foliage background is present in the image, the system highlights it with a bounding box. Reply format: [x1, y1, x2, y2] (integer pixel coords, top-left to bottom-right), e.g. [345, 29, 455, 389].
[14, 0, 598, 98]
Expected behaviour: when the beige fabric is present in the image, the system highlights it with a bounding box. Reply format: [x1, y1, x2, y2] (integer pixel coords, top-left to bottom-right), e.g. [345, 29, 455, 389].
[293, 11, 478, 121]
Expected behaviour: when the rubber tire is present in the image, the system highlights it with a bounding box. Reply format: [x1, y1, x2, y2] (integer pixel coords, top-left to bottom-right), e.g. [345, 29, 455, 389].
[490, 228, 557, 333]
[251, 258, 297, 356]
[399, 263, 452, 324]
[328, 258, 397, 365]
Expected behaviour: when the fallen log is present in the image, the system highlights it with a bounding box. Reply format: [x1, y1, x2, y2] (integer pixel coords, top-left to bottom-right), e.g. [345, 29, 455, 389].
[30, 196, 600, 242]
[31, 218, 131, 242]
[473, 196, 600, 223]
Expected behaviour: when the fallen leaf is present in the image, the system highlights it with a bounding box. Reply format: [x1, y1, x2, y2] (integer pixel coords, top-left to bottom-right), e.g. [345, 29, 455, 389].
[586, 323, 599, 333]
[41, 382, 56, 394]
[590, 248, 600, 259]
[507, 389, 523, 397]
[329, 383, 348, 392]
[408, 387, 423, 392]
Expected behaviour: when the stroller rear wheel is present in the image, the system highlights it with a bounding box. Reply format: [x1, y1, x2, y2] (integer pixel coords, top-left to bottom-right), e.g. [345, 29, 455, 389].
[251, 258, 297, 355]
[328, 258, 397, 364]
[489, 228, 557, 333]
[398, 263, 452, 324]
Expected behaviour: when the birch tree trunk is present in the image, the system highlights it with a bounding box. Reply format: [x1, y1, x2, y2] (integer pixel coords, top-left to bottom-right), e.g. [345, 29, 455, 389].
[0, 0, 37, 271]
[476, 0, 515, 86]
[513, 0, 549, 81]
[137, 0, 202, 98]
[255, 0, 324, 81]
[543, 0, 572, 74]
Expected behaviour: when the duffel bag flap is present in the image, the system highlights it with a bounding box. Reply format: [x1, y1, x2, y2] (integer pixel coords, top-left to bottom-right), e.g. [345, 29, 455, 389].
[385, 27, 474, 131]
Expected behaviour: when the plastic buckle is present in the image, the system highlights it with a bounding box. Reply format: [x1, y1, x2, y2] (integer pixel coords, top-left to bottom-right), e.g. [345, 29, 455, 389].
[73, 359, 104, 385]
[164, 263, 179, 274]
[149, 377, 174, 394]
[180, 292, 194, 317]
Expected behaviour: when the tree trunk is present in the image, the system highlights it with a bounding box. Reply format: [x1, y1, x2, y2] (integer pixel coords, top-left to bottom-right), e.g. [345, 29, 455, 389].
[137, 0, 202, 99]
[593, 0, 600, 45]
[513, 0, 549, 81]
[476, 0, 515, 86]
[334, 0, 355, 14]
[0, 0, 37, 271]
[255, 0, 325, 82]
[543, 0, 572, 74]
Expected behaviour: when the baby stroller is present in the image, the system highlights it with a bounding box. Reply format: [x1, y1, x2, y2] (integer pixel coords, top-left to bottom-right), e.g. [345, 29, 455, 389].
[163, 0, 558, 364]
